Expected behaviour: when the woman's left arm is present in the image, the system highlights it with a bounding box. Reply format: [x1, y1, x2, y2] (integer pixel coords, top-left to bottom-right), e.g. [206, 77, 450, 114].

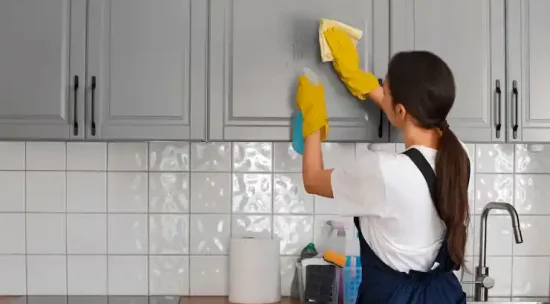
[302, 130, 334, 198]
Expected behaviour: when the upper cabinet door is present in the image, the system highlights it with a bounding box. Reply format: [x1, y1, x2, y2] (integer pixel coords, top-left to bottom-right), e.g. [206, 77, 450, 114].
[390, 0, 506, 142]
[507, 0, 550, 142]
[87, 0, 207, 141]
[0, 0, 86, 140]
[208, 0, 390, 142]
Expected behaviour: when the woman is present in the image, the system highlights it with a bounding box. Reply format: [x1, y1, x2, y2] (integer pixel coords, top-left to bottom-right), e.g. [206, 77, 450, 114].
[296, 28, 470, 303]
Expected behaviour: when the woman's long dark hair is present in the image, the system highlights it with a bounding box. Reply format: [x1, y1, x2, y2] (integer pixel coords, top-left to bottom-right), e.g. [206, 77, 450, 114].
[387, 51, 469, 267]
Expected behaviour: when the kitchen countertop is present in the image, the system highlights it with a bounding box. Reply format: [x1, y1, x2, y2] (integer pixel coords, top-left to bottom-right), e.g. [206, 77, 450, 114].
[1, 296, 550, 304]
[0, 296, 302, 304]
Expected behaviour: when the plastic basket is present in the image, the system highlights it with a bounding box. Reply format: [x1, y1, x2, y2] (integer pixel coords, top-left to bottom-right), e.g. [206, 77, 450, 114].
[341, 267, 362, 304]
[297, 262, 340, 304]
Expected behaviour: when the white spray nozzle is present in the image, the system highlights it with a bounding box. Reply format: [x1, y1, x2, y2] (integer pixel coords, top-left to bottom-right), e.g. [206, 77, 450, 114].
[302, 67, 319, 86]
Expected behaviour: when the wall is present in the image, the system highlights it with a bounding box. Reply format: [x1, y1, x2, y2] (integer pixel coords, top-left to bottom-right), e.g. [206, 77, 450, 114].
[0, 141, 548, 298]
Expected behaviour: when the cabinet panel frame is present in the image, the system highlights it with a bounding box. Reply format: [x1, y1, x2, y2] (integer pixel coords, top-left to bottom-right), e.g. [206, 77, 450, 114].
[208, 0, 390, 142]
[389, 0, 506, 143]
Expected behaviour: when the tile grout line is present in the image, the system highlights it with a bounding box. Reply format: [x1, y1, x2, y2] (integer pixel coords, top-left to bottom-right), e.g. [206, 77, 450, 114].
[466, 144, 476, 295]
[270, 143, 275, 241]
[471, 144, 477, 277]
[24, 142, 28, 297]
[510, 144, 516, 296]
[146, 142, 150, 298]
[64, 142, 68, 300]
[187, 142, 192, 296]
[226, 142, 235, 297]
[106, 143, 110, 297]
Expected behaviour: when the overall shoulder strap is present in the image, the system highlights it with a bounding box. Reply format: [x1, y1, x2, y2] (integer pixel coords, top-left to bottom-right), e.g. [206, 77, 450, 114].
[403, 148, 471, 273]
[403, 148, 438, 202]
[402, 148, 471, 203]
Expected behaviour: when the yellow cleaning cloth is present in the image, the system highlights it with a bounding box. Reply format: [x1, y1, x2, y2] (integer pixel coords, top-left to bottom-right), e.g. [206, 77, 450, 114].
[319, 19, 363, 62]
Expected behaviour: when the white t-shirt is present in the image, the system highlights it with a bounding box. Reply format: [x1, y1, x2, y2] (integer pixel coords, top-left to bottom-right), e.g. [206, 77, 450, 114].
[330, 144, 471, 273]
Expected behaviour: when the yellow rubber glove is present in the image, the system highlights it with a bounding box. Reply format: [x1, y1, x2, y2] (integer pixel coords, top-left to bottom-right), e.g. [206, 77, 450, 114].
[323, 27, 380, 100]
[296, 75, 329, 141]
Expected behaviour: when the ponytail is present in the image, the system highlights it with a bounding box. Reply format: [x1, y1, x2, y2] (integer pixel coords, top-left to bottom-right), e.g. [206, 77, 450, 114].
[435, 123, 469, 267]
[385, 50, 469, 267]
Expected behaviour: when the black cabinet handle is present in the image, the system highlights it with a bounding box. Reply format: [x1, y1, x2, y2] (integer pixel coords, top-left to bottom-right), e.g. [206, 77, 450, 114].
[377, 78, 384, 138]
[512, 80, 519, 139]
[91, 76, 97, 136]
[495, 80, 502, 139]
[73, 76, 79, 136]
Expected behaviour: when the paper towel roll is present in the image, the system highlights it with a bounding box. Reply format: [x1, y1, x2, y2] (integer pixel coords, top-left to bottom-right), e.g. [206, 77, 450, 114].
[229, 237, 281, 304]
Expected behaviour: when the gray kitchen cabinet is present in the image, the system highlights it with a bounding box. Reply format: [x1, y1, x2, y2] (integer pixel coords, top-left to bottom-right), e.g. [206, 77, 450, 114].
[0, 0, 87, 140]
[389, 0, 506, 143]
[208, 0, 390, 142]
[506, 0, 550, 142]
[86, 0, 207, 140]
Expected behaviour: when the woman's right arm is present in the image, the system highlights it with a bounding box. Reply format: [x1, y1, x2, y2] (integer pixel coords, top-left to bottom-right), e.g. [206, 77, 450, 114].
[323, 28, 384, 105]
[362, 86, 384, 108]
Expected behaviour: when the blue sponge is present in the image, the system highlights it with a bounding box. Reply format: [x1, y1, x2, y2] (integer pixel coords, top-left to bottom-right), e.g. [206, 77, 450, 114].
[292, 111, 304, 155]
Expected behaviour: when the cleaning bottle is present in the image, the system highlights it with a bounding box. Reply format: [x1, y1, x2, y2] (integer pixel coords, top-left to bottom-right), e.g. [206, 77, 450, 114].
[292, 68, 319, 155]
[299, 242, 318, 262]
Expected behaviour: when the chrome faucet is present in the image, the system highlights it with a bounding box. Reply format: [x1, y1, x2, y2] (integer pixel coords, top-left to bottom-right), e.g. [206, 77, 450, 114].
[473, 202, 523, 301]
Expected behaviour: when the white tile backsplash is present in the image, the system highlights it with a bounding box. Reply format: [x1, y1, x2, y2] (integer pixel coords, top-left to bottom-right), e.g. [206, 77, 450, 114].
[0, 141, 549, 299]
[273, 142, 302, 173]
[108, 172, 148, 213]
[26, 213, 66, 254]
[0, 213, 26, 254]
[149, 142, 190, 172]
[476, 144, 514, 173]
[67, 171, 107, 213]
[26, 142, 66, 170]
[513, 216, 550, 255]
[232, 173, 272, 213]
[108, 256, 148, 295]
[108, 214, 148, 254]
[67, 214, 107, 254]
[321, 143, 355, 168]
[474, 174, 513, 214]
[149, 214, 189, 254]
[149, 173, 189, 213]
[512, 256, 550, 297]
[0, 171, 25, 212]
[516, 144, 550, 173]
[67, 255, 108, 295]
[0, 255, 26, 295]
[273, 173, 313, 214]
[27, 255, 67, 295]
[232, 142, 272, 172]
[231, 214, 272, 238]
[515, 174, 550, 214]
[273, 215, 313, 255]
[0, 142, 25, 170]
[26, 171, 66, 212]
[107, 143, 148, 171]
[149, 255, 189, 296]
[190, 142, 231, 172]
[189, 256, 228, 296]
[189, 214, 230, 255]
[67, 142, 107, 171]
[190, 173, 231, 213]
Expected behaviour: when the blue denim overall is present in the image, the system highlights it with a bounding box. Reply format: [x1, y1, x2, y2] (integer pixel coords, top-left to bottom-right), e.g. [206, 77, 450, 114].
[353, 148, 469, 303]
